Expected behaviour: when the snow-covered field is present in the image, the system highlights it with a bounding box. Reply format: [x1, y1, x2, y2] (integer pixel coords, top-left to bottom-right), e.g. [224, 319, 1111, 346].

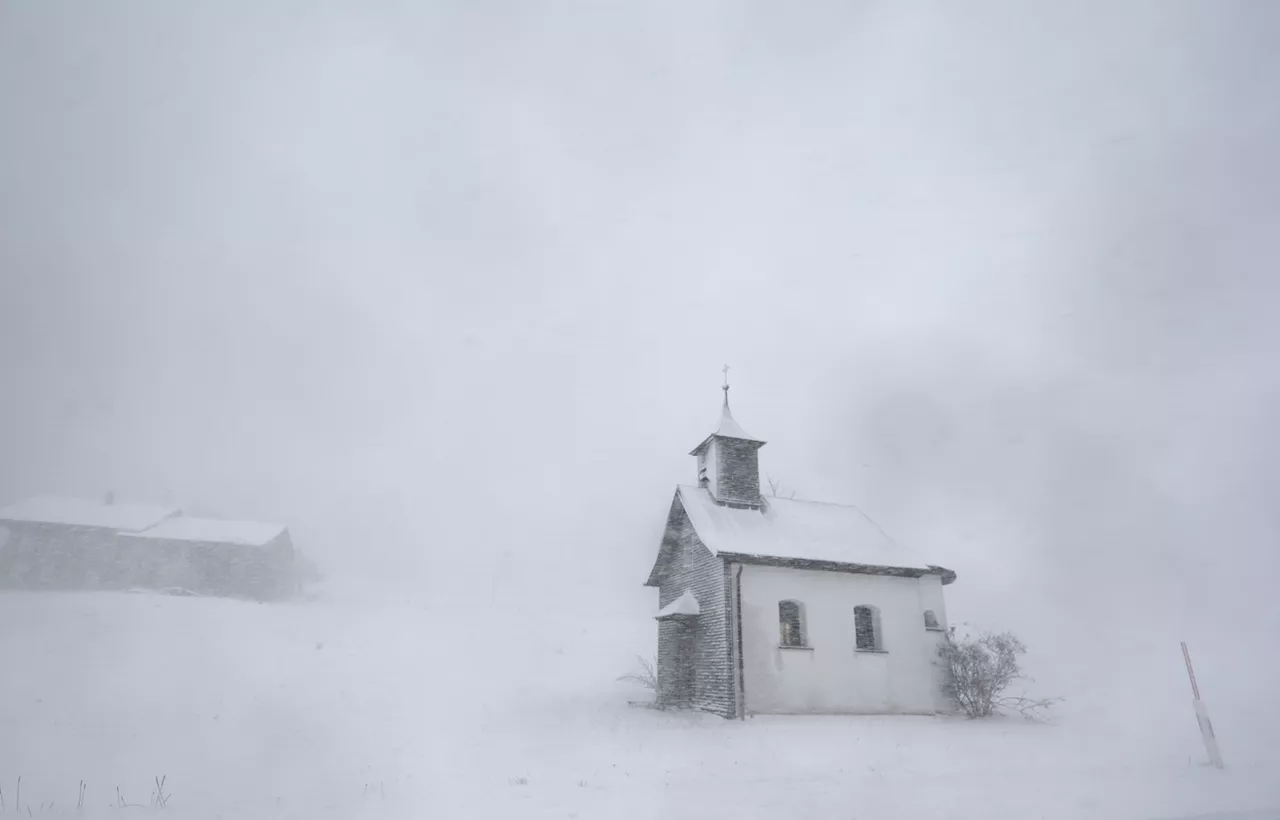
[1, 589, 1277, 820]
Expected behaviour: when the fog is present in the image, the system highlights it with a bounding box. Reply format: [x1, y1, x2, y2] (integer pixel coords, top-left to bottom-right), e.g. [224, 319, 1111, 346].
[2, 2, 1280, 813]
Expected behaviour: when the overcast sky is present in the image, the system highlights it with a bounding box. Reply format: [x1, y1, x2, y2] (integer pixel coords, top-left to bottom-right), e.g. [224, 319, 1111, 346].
[2, 2, 1279, 654]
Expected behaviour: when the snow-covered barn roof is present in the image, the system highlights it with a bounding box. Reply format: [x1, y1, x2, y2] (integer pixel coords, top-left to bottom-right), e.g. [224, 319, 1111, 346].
[675, 484, 937, 573]
[656, 589, 700, 619]
[0, 496, 178, 532]
[126, 517, 287, 547]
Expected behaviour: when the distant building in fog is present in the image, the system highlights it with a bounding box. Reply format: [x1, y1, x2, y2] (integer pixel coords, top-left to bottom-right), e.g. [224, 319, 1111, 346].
[0, 496, 296, 600]
[644, 380, 958, 718]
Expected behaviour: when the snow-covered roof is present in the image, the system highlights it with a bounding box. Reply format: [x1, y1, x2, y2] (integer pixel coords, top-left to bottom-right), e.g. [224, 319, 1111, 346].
[676, 485, 933, 572]
[656, 589, 700, 619]
[713, 402, 760, 442]
[0, 496, 179, 532]
[690, 402, 764, 454]
[125, 517, 287, 547]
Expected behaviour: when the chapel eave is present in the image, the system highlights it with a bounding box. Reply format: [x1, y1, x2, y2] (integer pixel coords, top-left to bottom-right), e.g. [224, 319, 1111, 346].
[688, 433, 768, 457]
[715, 552, 958, 585]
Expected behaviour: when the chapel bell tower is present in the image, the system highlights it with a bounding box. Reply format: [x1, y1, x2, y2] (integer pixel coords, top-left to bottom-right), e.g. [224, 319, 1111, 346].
[689, 366, 766, 509]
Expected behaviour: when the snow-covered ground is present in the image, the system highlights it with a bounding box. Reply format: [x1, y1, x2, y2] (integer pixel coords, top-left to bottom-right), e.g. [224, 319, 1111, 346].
[1, 589, 1277, 820]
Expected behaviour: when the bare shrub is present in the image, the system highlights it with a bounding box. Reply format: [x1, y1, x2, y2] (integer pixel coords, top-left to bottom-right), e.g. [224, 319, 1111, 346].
[616, 655, 657, 690]
[938, 626, 1061, 720]
[765, 474, 797, 499]
[151, 775, 170, 809]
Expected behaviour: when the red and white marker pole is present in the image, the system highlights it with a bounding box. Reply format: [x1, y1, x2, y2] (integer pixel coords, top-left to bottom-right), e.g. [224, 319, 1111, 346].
[1182, 641, 1225, 769]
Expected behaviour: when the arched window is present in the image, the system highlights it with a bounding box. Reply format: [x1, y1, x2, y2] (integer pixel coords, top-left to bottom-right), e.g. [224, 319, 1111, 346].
[778, 600, 806, 647]
[923, 609, 940, 629]
[854, 605, 883, 651]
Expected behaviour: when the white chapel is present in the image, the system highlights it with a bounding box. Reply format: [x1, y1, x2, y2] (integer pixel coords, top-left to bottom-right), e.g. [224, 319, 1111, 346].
[644, 379, 958, 717]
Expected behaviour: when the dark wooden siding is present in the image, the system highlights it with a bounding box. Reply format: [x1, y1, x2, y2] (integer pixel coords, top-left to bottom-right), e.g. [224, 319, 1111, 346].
[0, 521, 296, 600]
[715, 438, 762, 506]
[654, 498, 735, 717]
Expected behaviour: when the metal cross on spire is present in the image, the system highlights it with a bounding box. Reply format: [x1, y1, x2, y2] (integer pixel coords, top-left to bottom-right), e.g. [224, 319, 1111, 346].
[722, 364, 731, 406]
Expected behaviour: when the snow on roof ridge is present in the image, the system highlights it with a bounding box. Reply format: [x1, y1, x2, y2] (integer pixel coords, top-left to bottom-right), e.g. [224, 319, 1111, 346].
[767, 494, 858, 509]
[675, 484, 931, 571]
[0, 496, 179, 532]
[124, 516, 287, 547]
[656, 589, 700, 618]
[765, 494, 904, 550]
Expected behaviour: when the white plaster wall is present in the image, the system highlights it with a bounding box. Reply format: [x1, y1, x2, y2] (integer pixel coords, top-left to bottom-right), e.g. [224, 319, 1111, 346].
[917, 574, 948, 630]
[916, 574, 955, 713]
[739, 564, 946, 715]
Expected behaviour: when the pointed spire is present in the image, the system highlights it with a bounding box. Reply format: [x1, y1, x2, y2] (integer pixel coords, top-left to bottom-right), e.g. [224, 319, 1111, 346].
[714, 363, 760, 441]
[690, 366, 765, 453]
[714, 400, 760, 442]
[688, 366, 766, 507]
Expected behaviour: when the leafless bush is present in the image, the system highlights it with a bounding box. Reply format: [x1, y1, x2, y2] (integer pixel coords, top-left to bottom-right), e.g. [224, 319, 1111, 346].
[616, 655, 657, 690]
[150, 776, 169, 809]
[765, 474, 797, 499]
[938, 626, 1061, 720]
